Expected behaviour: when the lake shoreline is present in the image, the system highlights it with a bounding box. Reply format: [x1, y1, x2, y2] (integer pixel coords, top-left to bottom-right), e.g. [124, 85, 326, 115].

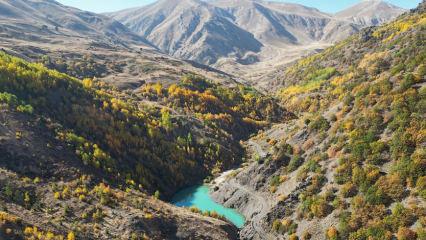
[171, 169, 246, 228]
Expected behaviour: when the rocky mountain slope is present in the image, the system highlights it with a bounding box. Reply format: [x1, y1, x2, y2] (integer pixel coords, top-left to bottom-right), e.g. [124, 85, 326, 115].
[0, 1, 293, 239]
[0, 0, 150, 46]
[107, 0, 263, 65]
[0, 0, 243, 91]
[0, 49, 270, 239]
[335, 0, 406, 26]
[0, 0, 423, 239]
[0, 81, 238, 239]
[213, 2, 426, 239]
[108, 0, 405, 90]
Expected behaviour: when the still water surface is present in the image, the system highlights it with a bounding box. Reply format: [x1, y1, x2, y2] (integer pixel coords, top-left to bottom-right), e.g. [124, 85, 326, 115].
[171, 185, 245, 228]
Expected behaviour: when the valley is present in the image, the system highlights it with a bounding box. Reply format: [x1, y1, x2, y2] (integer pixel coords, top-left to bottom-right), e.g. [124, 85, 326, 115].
[108, 0, 405, 90]
[0, 0, 425, 240]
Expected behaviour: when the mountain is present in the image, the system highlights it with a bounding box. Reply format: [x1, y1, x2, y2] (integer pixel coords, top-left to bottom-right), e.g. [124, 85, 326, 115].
[213, 2, 426, 239]
[108, 0, 336, 63]
[107, 0, 262, 65]
[210, 0, 332, 45]
[108, 0, 406, 91]
[0, 0, 293, 199]
[0, 0, 423, 239]
[335, 0, 406, 26]
[0, 48, 288, 239]
[0, 0, 243, 91]
[0, 52, 239, 239]
[0, 0, 292, 238]
[0, 0, 150, 46]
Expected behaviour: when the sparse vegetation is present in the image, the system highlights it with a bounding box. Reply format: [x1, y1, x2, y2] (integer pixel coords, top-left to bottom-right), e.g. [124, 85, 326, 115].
[271, 6, 426, 238]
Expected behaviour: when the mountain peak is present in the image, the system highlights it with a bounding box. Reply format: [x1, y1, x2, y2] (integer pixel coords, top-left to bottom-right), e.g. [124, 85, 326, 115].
[149, 0, 208, 9]
[335, 0, 406, 25]
[107, 0, 406, 74]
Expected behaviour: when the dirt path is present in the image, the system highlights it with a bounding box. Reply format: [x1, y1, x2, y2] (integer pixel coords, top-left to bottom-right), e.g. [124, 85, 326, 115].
[214, 170, 284, 240]
[247, 140, 268, 159]
[213, 139, 283, 240]
[236, 182, 283, 240]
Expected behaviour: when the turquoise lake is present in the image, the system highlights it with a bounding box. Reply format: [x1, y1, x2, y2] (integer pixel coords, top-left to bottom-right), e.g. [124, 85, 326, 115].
[171, 185, 245, 228]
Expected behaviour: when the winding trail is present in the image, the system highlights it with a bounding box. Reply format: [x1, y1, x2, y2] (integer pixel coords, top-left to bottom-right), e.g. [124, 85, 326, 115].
[237, 182, 283, 240]
[247, 140, 268, 158]
[215, 177, 276, 239]
[216, 140, 283, 240]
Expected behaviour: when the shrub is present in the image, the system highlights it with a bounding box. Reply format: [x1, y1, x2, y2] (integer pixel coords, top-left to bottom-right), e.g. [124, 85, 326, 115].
[273, 143, 293, 162]
[326, 227, 338, 240]
[307, 174, 326, 194]
[365, 185, 388, 205]
[0, 92, 18, 105]
[67, 232, 76, 240]
[189, 207, 201, 214]
[272, 218, 298, 235]
[285, 220, 298, 235]
[288, 155, 304, 172]
[340, 183, 357, 198]
[400, 74, 415, 90]
[154, 190, 160, 199]
[302, 231, 312, 240]
[335, 162, 352, 184]
[92, 208, 104, 221]
[289, 234, 299, 240]
[16, 104, 34, 114]
[368, 141, 388, 165]
[349, 225, 392, 240]
[272, 219, 282, 232]
[396, 227, 417, 240]
[417, 227, 426, 240]
[338, 211, 351, 238]
[300, 193, 333, 219]
[304, 159, 321, 173]
[384, 203, 416, 232]
[311, 198, 333, 218]
[416, 176, 426, 199]
[0, 92, 34, 114]
[308, 116, 330, 132]
[270, 176, 281, 187]
[375, 174, 406, 201]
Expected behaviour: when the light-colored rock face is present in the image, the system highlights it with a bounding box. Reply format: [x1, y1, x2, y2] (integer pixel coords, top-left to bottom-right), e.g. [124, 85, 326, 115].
[109, 0, 404, 63]
[210, 0, 332, 45]
[108, 0, 405, 89]
[0, 0, 241, 93]
[335, 0, 406, 26]
[108, 0, 262, 64]
[0, 0, 150, 46]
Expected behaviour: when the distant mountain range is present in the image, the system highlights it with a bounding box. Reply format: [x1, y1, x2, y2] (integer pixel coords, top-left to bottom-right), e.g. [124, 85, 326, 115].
[335, 0, 407, 26]
[108, 0, 405, 66]
[0, 0, 240, 91]
[0, 0, 407, 90]
[0, 0, 151, 47]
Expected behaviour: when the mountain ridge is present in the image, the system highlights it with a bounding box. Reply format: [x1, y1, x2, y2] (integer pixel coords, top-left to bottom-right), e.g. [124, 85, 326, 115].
[0, 0, 152, 47]
[213, 1, 426, 238]
[107, 0, 406, 90]
[0, 1, 423, 240]
[0, 0, 246, 92]
[107, 0, 263, 65]
[335, 0, 406, 26]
